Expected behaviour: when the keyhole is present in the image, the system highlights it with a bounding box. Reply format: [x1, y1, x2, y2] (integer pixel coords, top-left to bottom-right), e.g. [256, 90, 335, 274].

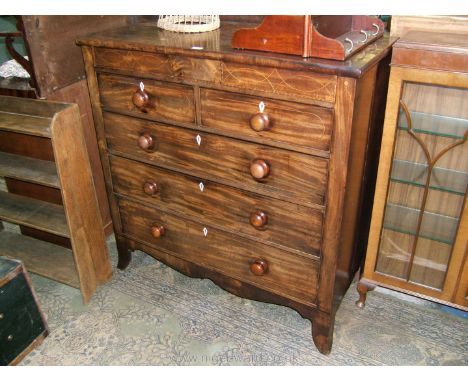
[195, 134, 202, 146]
[203, 227, 208, 237]
[199, 182, 204, 192]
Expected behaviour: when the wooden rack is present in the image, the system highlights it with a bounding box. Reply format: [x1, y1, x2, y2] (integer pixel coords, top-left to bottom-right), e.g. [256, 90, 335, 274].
[232, 15, 385, 60]
[0, 96, 112, 303]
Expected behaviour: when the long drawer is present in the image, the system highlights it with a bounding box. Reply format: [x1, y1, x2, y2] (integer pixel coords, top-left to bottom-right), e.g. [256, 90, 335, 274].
[98, 73, 196, 125]
[110, 155, 323, 256]
[103, 112, 328, 207]
[200, 88, 333, 154]
[118, 198, 320, 304]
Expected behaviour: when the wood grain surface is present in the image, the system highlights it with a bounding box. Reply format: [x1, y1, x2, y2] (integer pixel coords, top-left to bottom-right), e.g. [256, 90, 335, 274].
[104, 112, 328, 207]
[110, 155, 323, 256]
[118, 197, 320, 305]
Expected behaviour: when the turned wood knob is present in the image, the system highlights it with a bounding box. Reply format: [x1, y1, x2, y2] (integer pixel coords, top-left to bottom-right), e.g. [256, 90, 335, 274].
[249, 113, 270, 132]
[132, 89, 150, 109]
[250, 259, 268, 276]
[143, 180, 158, 196]
[250, 210, 268, 229]
[151, 225, 165, 238]
[138, 132, 154, 151]
[250, 159, 270, 180]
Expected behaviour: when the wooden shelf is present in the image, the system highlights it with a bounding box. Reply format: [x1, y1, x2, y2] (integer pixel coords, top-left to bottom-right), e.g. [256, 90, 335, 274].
[0, 110, 52, 138]
[390, 159, 468, 195]
[0, 191, 69, 238]
[0, 230, 79, 288]
[0, 152, 59, 188]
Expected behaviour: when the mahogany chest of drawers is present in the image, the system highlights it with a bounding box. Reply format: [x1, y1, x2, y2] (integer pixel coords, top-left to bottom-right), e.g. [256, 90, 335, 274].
[79, 21, 394, 354]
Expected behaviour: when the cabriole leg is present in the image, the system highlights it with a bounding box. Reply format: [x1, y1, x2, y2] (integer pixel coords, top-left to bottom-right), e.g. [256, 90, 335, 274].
[355, 281, 375, 308]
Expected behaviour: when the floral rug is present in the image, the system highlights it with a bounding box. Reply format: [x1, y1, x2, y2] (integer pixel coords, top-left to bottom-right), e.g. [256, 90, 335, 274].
[18, 238, 467, 366]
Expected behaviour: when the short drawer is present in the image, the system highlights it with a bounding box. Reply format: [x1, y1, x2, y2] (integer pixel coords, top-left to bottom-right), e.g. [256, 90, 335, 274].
[110, 155, 323, 256]
[97, 73, 195, 125]
[201, 88, 333, 153]
[118, 198, 319, 304]
[104, 112, 328, 207]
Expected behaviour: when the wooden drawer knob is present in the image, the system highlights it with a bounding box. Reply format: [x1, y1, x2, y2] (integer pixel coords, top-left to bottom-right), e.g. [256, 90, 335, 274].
[250, 113, 270, 132]
[138, 132, 154, 151]
[132, 89, 150, 109]
[250, 210, 268, 229]
[250, 259, 268, 276]
[151, 225, 165, 238]
[143, 180, 158, 196]
[250, 159, 270, 180]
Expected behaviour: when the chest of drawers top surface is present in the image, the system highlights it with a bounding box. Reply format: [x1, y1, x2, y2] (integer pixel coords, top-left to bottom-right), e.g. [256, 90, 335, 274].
[78, 21, 394, 79]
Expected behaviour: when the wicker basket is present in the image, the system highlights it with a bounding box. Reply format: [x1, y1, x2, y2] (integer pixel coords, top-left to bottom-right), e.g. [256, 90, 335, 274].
[157, 15, 220, 33]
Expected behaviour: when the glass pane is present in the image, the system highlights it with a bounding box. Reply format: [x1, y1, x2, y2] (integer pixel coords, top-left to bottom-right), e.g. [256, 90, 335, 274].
[375, 81, 468, 291]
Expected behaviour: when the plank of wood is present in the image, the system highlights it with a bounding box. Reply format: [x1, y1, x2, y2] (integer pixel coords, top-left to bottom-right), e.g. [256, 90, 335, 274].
[0, 191, 69, 237]
[0, 152, 59, 188]
[0, 231, 79, 288]
[0, 111, 52, 138]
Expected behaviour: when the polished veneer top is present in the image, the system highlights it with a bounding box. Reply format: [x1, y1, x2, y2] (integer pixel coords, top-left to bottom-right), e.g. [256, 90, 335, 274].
[77, 21, 395, 78]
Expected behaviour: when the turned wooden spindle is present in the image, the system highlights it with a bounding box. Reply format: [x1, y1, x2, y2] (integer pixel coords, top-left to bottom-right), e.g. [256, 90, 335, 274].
[250, 258, 269, 276]
[143, 180, 158, 196]
[138, 131, 155, 151]
[250, 159, 270, 180]
[250, 210, 268, 229]
[249, 112, 271, 132]
[151, 224, 165, 238]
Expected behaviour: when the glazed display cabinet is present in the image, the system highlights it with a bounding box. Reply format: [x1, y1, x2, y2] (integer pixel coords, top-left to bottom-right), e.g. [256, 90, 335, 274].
[358, 31, 468, 310]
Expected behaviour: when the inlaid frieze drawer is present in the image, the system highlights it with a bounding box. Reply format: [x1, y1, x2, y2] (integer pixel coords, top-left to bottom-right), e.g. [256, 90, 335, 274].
[118, 197, 320, 304]
[110, 155, 323, 255]
[94, 48, 221, 84]
[97, 73, 196, 125]
[200, 88, 333, 154]
[104, 112, 328, 207]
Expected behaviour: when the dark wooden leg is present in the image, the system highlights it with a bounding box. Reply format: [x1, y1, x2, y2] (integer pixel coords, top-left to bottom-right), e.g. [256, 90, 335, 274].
[355, 281, 375, 308]
[115, 235, 132, 270]
[311, 311, 334, 355]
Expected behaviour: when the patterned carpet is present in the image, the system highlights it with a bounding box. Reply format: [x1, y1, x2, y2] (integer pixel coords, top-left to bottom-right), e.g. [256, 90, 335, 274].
[17, 237, 467, 366]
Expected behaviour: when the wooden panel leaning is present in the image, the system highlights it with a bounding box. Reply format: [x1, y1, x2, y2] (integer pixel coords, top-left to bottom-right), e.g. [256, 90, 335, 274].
[0, 96, 112, 303]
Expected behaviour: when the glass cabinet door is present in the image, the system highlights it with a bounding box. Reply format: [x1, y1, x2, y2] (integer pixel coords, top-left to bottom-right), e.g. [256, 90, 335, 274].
[375, 82, 468, 291]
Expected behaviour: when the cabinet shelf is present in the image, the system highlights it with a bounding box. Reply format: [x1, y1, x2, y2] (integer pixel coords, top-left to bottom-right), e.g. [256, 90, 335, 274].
[0, 111, 52, 138]
[383, 203, 459, 245]
[398, 109, 468, 139]
[0, 191, 69, 238]
[0, 152, 59, 189]
[0, 95, 112, 303]
[390, 159, 468, 195]
[0, 230, 79, 288]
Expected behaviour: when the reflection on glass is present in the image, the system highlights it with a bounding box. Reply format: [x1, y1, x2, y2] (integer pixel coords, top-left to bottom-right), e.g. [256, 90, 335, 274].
[375, 82, 468, 291]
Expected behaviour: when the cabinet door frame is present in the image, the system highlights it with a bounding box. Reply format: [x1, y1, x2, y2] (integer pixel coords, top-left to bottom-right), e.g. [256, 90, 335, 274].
[362, 66, 468, 307]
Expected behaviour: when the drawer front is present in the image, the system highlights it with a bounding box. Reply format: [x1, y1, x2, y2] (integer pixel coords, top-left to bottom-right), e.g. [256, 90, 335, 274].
[98, 73, 195, 125]
[118, 198, 319, 304]
[104, 113, 328, 206]
[220, 62, 337, 103]
[94, 48, 221, 83]
[200, 89, 333, 153]
[110, 155, 323, 256]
